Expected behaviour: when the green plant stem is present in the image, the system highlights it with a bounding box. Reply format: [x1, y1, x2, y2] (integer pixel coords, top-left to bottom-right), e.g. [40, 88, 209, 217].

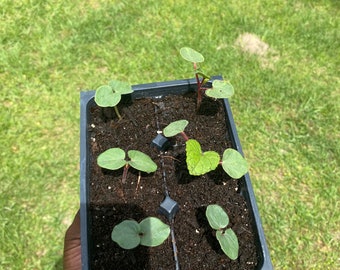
[114, 106, 122, 120]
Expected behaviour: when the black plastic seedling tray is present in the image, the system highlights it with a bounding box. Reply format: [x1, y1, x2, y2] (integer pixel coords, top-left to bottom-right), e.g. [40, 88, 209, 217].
[80, 77, 273, 270]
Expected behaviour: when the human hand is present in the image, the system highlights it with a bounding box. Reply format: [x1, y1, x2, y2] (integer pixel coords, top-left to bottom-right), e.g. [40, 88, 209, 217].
[63, 210, 81, 270]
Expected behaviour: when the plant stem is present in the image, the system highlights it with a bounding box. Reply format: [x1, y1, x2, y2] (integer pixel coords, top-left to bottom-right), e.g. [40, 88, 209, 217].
[122, 164, 129, 184]
[195, 72, 202, 109]
[180, 131, 189, 141]
[114, 106, 122, 120]
[194, 62, 202, 109]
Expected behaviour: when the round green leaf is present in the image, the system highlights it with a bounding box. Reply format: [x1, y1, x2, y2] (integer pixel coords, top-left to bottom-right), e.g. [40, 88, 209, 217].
[163, 120, 189, 137]
[206, 204, 229, 230]
[206, 80, 235, 99]
[95, 85, 121, 107]
[139, 217, 170, 247]
[127, 150, 157, 173]
[109, 80, 133, 95]
[180, 47, 204, 63]
[97, 148, 126, 170]
[186, 139, 220, 176]
[221, 149, 248, 179]
[111, 220, 141, 249]
[216, 228, 239, 260]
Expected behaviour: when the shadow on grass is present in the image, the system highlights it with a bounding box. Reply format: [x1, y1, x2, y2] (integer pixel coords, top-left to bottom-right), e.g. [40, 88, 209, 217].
[54, 258, 63, 269]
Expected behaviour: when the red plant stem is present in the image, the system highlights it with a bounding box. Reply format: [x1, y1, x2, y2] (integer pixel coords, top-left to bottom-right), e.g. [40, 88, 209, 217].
[193, 62, 202, 107]
[195, 72, 202, 107]
[180, 131, 189, 141]
[122, 163, 129, 184]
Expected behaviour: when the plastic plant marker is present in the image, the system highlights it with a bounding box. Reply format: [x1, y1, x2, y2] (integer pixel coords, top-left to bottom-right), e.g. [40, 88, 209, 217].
[163, 119, 189, 137]
[221, 148, 248, 179]
[95, 85, 122, 107]
[158, 196, 179, 221]
[151, 134, 170, 151]
[139, 217, 170, 247]
[97, 148, 126, 170]
[216, 229, 239, 260]
[127, 150, 157, 173]
[186, 139, 220, 176]
[109, 80, 133, 95]
[206, 80, 235, 99]
[206, 204, 229, 230]
[180, 47, 204, 63]
[111, 220, 141, 249]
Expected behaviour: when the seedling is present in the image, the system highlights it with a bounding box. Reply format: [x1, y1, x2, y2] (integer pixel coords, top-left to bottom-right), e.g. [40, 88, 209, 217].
[97, 148, 157, 183]
[180, 47, 234, 109]
[94, 80, 133, 119]
[163, 120, 248, 178]
[206, 204, 239, 260]
[111, 217, 170, 249]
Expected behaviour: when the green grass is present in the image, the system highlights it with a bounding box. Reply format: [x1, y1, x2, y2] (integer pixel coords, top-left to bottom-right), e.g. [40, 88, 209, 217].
[0, 0, 339, 269]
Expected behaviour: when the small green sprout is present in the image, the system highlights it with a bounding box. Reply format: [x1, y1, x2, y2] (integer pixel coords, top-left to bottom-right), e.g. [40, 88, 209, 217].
[163, 120, 248, 178]
[206, 204, 239, 260]
[111, 217, 170, 249]
[97, 148, 157, 183]
[163, 119, 189, 140]
[180, 47, 234, 109]
[94, 80, 133, 119]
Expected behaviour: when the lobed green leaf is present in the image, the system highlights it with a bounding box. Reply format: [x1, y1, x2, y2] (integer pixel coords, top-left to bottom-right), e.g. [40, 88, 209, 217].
[186, 139, 220, 176]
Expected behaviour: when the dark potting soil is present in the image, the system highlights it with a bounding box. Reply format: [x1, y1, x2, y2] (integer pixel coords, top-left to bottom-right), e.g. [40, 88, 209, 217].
[88, 92, 258, 270]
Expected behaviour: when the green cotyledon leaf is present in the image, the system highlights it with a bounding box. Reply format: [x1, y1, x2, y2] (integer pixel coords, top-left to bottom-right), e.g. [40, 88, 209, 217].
[221, 148, 248, 179]
[180, 47, 204, 63]
[216, 228, 239, 260]
[206, 80, 234, 99]
[185, 139, 220, 176]
[97, 148, 126, 170]
[206, 204, 229, 230]
[127, 150, 157, 173]
[163, 119, 188, 137]
[139, 217, 170, 247]
[95, 85, 121, 107]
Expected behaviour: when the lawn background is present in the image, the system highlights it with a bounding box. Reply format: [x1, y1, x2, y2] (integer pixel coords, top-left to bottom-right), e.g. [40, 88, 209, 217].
[0, 0, 339, 269]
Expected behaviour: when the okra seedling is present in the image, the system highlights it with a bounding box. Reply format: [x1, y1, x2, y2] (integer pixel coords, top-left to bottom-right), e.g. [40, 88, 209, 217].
[111, 217, 170, 249]
[180, 47, 234, 109]
[97, 148, 157, 183]
[206, 204, 239, 260]
[94, 80, 133, 119]
[163, 120, 248, 178]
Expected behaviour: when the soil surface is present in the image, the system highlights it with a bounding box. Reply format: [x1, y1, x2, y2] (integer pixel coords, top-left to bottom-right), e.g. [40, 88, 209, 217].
[87, 92, 258, 269]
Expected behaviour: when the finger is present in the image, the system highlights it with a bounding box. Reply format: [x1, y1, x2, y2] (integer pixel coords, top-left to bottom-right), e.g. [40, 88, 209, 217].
[63, 210, 81, 270]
